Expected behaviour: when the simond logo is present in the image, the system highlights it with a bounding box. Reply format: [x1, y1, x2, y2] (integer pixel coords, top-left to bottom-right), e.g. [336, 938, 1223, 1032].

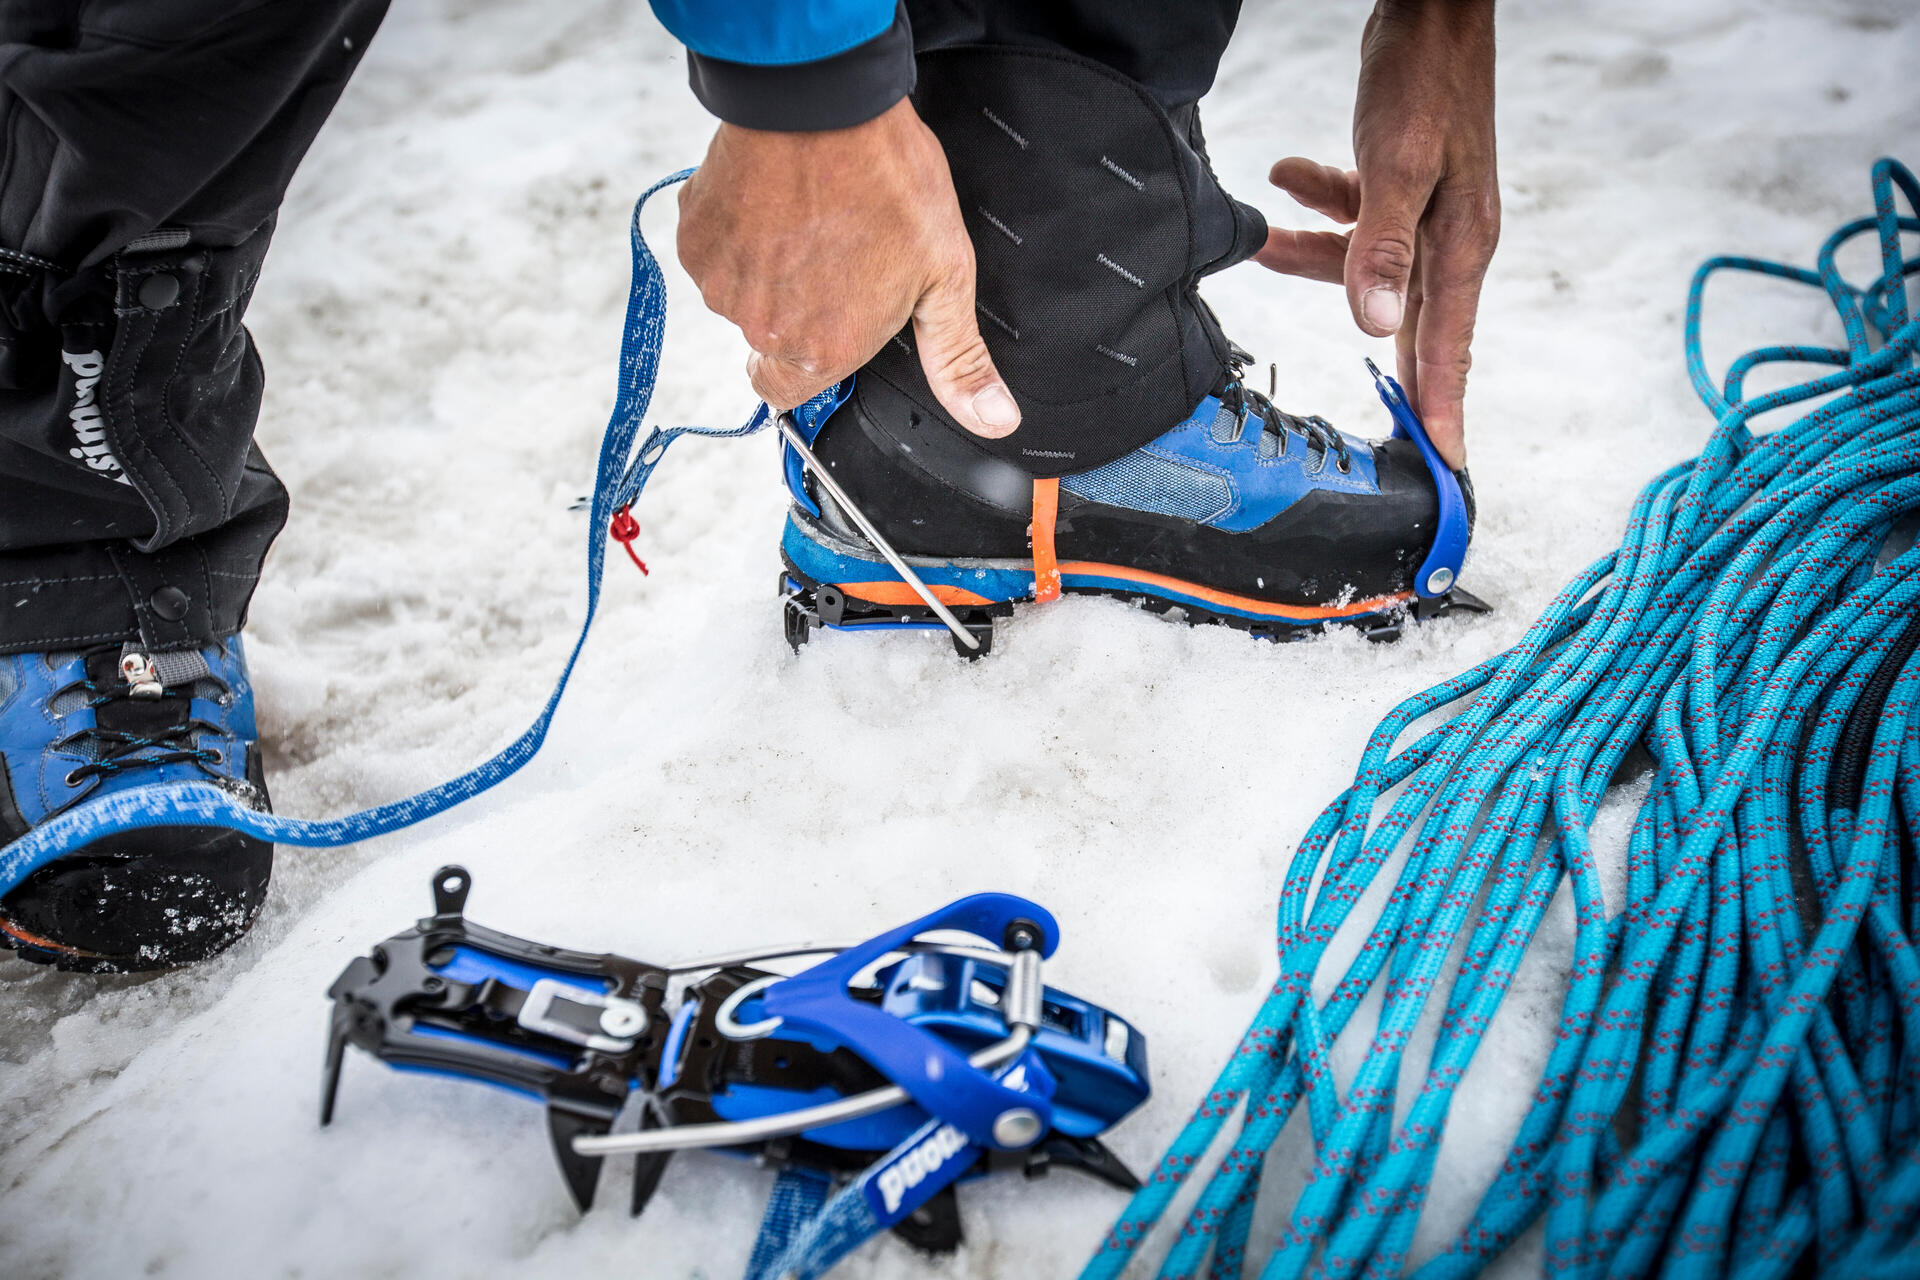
[62, 350, 131, 486]
[874, 1123, 971, 1216]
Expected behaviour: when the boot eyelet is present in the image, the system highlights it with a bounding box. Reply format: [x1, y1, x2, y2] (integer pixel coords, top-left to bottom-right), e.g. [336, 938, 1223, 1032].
[1337, 456, 1353, 474]
[205, 750, 225, 765]
[64, 769, 85, 788]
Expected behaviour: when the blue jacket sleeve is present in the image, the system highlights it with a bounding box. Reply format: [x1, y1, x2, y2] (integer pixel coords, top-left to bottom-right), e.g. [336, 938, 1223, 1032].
[650, 0, 915, 131]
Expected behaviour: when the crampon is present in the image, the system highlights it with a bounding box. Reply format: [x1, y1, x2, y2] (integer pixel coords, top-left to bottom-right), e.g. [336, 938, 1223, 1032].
[323, 867, 1148, 1276]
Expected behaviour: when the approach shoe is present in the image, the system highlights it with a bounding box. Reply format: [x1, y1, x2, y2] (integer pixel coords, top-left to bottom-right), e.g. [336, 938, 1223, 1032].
[778, 356, 1483, 657]
[0, 639, 272, 971]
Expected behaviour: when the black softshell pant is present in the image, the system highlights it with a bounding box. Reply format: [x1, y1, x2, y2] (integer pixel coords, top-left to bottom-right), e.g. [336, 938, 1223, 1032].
[0, 0, 1245, 655]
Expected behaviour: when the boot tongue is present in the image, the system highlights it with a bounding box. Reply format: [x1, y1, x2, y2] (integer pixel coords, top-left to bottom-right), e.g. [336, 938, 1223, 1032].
[1257, 408, 1312, 459]
[1214, 367, 1324, 457]
[81, 646, 210, 737]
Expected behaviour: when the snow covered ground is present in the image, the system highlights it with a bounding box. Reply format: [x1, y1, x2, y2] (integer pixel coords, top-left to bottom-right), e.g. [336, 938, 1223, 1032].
[3, 2, 1915, 1277]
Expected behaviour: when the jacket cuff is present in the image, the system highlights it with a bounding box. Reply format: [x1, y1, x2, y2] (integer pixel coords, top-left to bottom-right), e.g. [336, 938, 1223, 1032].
[687, 2, 914, 131]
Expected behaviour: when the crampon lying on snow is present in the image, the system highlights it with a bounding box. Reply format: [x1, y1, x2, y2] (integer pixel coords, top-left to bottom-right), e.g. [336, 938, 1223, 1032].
[322, 867, 1148, 1279]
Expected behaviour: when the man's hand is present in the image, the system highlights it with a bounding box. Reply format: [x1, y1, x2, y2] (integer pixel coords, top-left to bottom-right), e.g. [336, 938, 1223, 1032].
[1253, 0, 1499, 468]
[677, 98, 1020, 439]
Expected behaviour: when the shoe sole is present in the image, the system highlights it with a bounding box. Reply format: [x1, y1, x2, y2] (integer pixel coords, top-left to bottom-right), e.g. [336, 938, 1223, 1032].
[779, 511, 1482, 655]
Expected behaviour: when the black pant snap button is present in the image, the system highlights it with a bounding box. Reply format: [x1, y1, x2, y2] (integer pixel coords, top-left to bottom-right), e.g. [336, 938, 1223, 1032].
[149, 585, 191, 621]
[138, 272, 181, 310]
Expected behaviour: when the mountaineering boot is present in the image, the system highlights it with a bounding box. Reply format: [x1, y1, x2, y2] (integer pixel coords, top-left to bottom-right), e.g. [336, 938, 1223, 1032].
[777, 45, 1482, 655]
[0, 638, 273, 971]
[780, 363, 1480, 653]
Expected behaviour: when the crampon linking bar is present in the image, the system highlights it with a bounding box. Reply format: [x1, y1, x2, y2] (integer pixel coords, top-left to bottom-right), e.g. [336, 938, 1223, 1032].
[323, 868, 1148, 1278]
[1084, 158, 1920, 1280]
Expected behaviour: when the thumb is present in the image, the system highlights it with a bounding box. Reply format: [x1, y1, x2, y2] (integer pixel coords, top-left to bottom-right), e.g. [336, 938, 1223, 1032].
[746, 351, 835, 413]
[1346, 178, 1427, 338]
[911, 265, 1020, 440]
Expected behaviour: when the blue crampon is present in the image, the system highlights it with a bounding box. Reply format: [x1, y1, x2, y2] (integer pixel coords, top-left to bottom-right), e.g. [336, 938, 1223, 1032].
[323, 869, 1150, 1277]
[1084, 159, 1920, 1280]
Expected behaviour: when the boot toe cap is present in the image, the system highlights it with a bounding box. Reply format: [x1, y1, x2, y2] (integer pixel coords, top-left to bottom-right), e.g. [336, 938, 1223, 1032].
[1, 825, 273, 972]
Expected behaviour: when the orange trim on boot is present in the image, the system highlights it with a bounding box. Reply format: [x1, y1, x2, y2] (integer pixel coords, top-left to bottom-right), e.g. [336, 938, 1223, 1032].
[1030, 478, 1062, 604]
[1054, 561, 1412, 621]
[0, 912, 88, 956]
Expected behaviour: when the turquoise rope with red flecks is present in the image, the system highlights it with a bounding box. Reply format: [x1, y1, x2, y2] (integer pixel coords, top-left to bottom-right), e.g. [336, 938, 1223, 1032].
[1085, 158, 1920, 1280]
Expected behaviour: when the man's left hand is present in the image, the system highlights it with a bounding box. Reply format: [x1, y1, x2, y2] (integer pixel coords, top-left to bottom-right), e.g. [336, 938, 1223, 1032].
[1254, 0, 1499, 469]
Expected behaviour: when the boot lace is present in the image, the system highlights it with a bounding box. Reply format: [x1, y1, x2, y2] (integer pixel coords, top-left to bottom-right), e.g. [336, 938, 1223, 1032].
[1220, 355, 1353, 475]
[56, 669, 229, 786]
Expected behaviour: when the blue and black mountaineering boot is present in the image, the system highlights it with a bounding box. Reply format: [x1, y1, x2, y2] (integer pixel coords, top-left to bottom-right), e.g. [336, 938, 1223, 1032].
[0, 639, 272, 971]
[780, 359, 1481, 656]
[779, 46, 1482, 657]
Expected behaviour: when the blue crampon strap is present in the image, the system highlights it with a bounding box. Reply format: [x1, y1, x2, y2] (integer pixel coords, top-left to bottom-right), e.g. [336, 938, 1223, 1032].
[744, 1055, 1053, 1280]
[746, 1167, 835, 1279]
[1086, 158, 1920, 1280]
[0, 169, 769, 897]
[745, 1157, 895, 1280]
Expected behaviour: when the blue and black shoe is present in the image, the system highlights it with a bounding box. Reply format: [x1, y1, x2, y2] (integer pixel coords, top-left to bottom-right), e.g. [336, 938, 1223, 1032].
[773, 42, 1483, 657]
[778, 355, 1484, 658]
[0, 639, 272, 971]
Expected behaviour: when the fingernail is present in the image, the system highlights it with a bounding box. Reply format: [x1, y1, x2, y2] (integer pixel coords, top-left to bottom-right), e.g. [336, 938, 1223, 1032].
[970, 384, 1020, 434]
[1363, 287, 1404, 333]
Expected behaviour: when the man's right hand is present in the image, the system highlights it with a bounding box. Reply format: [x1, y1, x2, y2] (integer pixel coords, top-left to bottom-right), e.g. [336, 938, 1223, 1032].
[677, 98, 1020, 439]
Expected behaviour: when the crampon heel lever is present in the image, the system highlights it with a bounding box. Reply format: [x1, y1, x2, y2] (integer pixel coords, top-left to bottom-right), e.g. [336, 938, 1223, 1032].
[577, 892, 1060, 1158]
[775, 412, 982, 653]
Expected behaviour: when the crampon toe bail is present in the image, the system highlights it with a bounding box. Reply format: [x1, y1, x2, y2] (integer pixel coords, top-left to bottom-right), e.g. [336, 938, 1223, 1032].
[1365, 357, 1474, 601]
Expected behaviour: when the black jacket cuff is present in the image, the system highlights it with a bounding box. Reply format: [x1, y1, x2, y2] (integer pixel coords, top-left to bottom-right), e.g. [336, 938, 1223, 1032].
[687, 2, 914, 131]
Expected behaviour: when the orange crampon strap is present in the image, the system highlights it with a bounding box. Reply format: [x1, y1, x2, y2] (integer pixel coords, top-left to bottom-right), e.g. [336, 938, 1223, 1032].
[1030, 478, 1062, 604]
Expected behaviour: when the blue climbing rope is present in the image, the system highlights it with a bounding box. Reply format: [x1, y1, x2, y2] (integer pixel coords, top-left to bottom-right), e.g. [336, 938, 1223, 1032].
[0, 169, 776, 896]
[1086, 157, 1920, 1280]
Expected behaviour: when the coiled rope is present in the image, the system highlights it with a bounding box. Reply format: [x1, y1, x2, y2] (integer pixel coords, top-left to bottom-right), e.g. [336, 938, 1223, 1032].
[1086, 158, 1920, 1280]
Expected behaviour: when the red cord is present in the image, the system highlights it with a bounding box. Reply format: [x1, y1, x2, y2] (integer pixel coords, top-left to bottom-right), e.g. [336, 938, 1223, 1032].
[609, 505, 649, 576]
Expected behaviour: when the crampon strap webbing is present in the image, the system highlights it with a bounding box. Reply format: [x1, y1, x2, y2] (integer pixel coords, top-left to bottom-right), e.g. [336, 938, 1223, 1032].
[1085, 157, 1920, 1280]
[0, 169, 772, 896]
[743, 1068, 1049, 1280]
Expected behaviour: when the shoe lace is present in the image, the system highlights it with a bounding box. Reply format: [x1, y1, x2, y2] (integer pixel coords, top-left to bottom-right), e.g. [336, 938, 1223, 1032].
[57, 664, 229, 785]
[1221, 355, 1353, 474]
